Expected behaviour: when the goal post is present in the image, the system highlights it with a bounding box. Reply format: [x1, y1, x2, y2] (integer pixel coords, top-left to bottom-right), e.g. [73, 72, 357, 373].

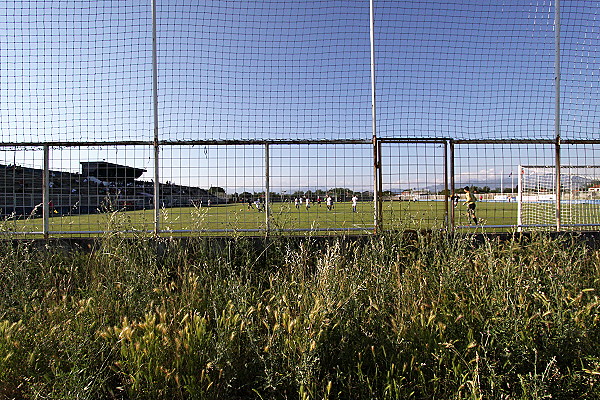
[518, 165, 600, 231]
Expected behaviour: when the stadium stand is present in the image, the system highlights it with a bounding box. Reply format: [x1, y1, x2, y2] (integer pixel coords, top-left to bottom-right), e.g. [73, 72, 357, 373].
[0, 162, 220, 218]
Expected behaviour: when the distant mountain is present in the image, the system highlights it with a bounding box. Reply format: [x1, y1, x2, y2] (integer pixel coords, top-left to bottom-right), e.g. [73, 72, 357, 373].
[389, 174, 595, 194]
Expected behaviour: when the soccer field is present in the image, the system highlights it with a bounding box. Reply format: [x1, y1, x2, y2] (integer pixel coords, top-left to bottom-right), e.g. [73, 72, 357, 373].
[383, 200, 519, 230]
[1, 200, 522, 237]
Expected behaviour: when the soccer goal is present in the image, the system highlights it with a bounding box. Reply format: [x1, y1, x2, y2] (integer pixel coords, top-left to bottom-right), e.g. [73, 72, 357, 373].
[517, 165, 600, 231]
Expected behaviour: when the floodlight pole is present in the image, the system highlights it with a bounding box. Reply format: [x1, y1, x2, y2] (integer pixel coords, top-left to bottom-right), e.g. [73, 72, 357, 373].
[554, 0, 561, 232]
[370, 0, 380, 233]
[152, 0, 160, 236]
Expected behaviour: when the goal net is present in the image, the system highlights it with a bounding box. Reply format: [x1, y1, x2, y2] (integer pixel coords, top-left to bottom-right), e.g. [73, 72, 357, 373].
[518, 165, 600, 230]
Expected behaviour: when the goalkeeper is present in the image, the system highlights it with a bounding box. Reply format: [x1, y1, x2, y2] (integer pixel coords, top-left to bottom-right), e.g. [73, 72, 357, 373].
[463, 186, 479, 225]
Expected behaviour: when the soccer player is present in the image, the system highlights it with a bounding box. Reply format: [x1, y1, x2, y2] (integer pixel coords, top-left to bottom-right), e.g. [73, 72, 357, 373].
[351, 195, 358, 212]
[326, 195, 332, 211]
[463, 186, 479, 225]
[305, 197, 310, 210]
[451, 193, 459, 208]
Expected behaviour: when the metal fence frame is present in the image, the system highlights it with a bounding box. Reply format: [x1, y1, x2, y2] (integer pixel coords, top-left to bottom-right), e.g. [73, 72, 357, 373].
[3, 0, 600, 237]
[2, 137, 599, 237]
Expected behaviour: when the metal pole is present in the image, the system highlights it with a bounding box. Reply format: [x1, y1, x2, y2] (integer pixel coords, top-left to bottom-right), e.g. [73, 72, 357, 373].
[377, 140, 383, 229]
[449, 140, 455, 230]
[444, 140, 449, 230]
[43, 145, 50, 239]
[517, 165, 523, 232]
[555, 0, 561, 232]
[152, 0, 160, 236]
[370, 0, 379, 233]
[265, 143, 270, 233]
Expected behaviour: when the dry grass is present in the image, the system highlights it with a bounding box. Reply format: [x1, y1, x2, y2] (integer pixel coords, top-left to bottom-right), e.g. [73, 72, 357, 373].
[0, 232, 599, 399]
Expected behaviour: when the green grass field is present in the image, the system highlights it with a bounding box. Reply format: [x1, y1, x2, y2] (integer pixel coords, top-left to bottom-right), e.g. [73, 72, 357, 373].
[1, 200, 521, 236]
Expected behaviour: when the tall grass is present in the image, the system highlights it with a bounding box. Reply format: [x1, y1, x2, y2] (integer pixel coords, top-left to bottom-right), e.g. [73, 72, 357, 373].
[0, 232, 599, 399]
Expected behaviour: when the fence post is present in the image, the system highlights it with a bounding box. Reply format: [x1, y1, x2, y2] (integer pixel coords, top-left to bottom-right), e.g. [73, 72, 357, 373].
[377, 139, 383, 230]
[43, 145, 50, 239]
[444, 140, 449, 231]
[554, 0, 561, 232]
[517, 164, 523, 232]
[555, 140, 561, 232]
[265, 143, 270, 233]
[152, 0, 160, 236]
[449, 140, 455, 231]
[154, 145, 160, 236]
[370, 0, 379, 233]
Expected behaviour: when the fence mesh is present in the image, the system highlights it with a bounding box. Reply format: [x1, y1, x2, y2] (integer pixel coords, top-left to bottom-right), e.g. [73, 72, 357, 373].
[1, 2, 600, 236]
[376, 1, 556, 140]
[0, 1, 153, 143]
[380, 141, 447, 230]
[156, 1, 372, 141]
[454, 143, 555, 229]
[562, 2, 600, 140]
[7, 1, 600, 143]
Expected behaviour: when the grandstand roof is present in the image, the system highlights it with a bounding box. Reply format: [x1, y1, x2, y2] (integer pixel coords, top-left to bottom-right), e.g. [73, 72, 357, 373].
[80, 161, 146, 182]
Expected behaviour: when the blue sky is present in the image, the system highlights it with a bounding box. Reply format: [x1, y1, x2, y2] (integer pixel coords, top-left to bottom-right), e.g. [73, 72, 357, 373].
[1, 1, 599, 192]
